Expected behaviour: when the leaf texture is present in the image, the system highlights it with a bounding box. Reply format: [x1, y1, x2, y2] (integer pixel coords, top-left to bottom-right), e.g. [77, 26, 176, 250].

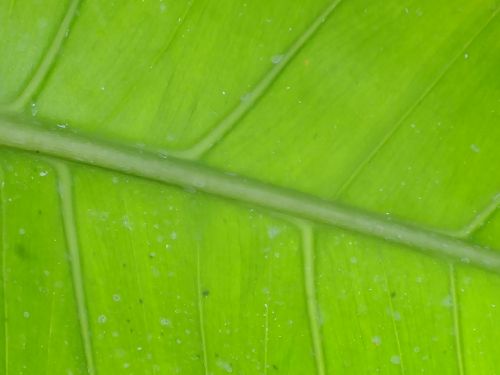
[0, 0, 499, 374]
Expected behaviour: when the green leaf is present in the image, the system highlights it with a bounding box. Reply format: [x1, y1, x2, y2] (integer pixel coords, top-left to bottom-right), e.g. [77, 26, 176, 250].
[1, 0, 499, 374]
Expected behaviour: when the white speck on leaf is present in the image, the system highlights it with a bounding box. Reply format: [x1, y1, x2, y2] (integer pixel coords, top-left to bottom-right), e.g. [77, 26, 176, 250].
[160, 318, 171, 327]
[267, 227, 280, 239]
[166, 134, 177, 142]
[31, 102, 38, 116]
[97, 314, 107, 324]
[240, 92, 253, 103]
[271, 54, 284, 64]
[390, 355, 401, 365]
[388, 310, 401, 321]
[470, 144, 480, 153]
[442, 295, 453, 308]
[122, 216, 133, 231]
[216, 359, 233, 373]
[461, 257, 471, 264]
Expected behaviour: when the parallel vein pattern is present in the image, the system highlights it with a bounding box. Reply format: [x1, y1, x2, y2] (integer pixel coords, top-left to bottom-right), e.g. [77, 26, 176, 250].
[101, 0, 196, 128]
[334, 7, 500, 197]
[1, 0, 81, 112]
[1, 0, 499, 373]
[173, 0, 343, 159]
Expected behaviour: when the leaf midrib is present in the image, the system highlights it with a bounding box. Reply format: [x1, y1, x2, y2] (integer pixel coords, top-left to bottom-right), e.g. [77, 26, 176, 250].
[0, 2, 498, 374]
[0, 115, 499, 274]
[1, 0, 497, 257]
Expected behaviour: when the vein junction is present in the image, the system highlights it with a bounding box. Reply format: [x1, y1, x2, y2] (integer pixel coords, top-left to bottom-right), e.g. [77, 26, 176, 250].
[0, 115, 499, 274]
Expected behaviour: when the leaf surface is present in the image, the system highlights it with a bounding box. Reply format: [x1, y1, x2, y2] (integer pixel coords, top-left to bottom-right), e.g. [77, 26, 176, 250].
[0, 0, 499, 374]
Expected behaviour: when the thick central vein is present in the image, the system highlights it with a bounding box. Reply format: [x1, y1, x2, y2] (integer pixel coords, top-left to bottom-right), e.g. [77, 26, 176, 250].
[0, 116, 500, 274]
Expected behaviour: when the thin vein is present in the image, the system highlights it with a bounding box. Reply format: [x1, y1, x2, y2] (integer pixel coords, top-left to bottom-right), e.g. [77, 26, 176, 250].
[1, 0, 81, 112]
[196, 245, 209, 375]
[263, 303, 269, 375]
[449, 264, 465, 375]
[120, 196, 153, 352]
[54, 162, 96, 375]
[300, 223, 326, 375]
[102, 0, 195, 127]
[382, 267, 405, 375]
[45, 281, 58, 373]
[334, 7, 500, 197]
[173, 0, 343, 160]
[0, 163, 8, 375]
[146, 0, 196, 125]
[8, 0, 15, 17]
[450, 193, 500, 238]
[0, 117, 500, 274]
[153, 0, 195, 61]
[447, 196, 494, 375]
